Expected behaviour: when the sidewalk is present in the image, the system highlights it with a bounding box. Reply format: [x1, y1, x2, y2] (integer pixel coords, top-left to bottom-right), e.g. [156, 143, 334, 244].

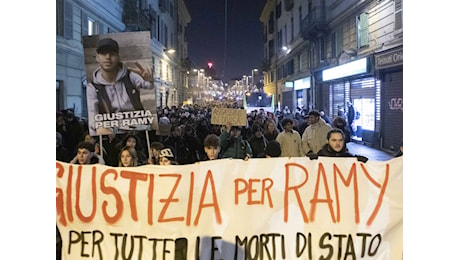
[347, 141, 394, 161]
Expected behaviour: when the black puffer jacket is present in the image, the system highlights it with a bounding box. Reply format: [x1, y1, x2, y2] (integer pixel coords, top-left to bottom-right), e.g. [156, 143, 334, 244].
[317, 143, 354, 157]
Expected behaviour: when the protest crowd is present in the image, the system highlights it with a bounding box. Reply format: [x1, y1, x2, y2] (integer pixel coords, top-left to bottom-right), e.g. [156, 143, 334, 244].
[56, 101, 392, 167]
[56, 101, 403, 259]
[56, 101, 381, 167]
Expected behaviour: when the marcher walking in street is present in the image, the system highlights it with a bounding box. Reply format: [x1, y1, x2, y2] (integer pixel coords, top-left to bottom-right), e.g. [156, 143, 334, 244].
[301, 110, 333, 156]
[332, 116, 351, 143]
[276, 118, 303, 157]
[310, 128, 368, 163]
[248, 125, 269, 159]
[220, 123, 253, 160]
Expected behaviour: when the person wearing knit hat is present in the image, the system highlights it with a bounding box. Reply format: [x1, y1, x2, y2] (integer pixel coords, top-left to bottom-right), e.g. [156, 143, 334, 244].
[159, 147, 178, 165]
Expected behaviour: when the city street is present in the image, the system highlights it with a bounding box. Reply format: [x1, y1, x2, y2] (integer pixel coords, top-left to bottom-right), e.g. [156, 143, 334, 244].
[347, 141, 395, 161]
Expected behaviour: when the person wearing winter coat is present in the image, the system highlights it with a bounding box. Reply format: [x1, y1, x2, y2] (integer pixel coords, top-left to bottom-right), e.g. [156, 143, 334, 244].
[162, 124, 199, 164]
[220, 124, 253, 160]
[301, 110, 333, 155]
[56, 132, 72, 163]
[331, 116, 351, 143]
[275, 118, 303, 157]
[311, 128, 368, 162]
[248, 125, 269, 159]
[264, 119, 279, 141]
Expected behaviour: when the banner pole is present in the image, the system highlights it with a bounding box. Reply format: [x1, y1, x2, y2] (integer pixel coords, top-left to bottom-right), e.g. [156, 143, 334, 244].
[145, 130, 151, 160]
[99, 135, 103, 159]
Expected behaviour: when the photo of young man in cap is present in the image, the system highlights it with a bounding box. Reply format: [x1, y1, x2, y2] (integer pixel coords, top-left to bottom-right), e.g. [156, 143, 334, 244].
[83, 32, 156, 136]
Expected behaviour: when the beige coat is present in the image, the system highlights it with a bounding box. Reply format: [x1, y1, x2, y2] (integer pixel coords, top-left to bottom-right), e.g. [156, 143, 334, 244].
[301, 118, 332, 155]
[276, 129, 303, 157]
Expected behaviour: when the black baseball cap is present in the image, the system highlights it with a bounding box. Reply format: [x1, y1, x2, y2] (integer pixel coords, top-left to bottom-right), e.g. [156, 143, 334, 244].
[96, 38, 119, 53]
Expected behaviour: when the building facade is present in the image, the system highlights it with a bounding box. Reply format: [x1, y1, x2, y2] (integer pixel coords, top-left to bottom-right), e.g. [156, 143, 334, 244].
[260, 0, 403, 152]
[56, 0, 190, 119]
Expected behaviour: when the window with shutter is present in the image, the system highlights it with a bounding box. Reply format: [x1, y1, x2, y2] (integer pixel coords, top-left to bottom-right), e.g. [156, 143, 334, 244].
[394, 0, 403, 32]
[277, 29, 282, 50]
[356, 12, 369, 49]
[56, 0, 64, 36]
[319, 37, 326, 61]
[332, 27, 343, 58]
[64, 0, 73, 39]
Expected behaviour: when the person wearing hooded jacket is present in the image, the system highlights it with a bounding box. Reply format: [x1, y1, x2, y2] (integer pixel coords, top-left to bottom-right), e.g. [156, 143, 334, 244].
[220, 123, 253, 160]
[86, 38, 154, 136]
[301, 110, 333, 155]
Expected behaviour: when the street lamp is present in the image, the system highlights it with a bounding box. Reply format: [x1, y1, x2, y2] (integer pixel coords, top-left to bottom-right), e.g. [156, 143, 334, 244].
[164, 48, 176, 54]
[251, 69, 258, 85]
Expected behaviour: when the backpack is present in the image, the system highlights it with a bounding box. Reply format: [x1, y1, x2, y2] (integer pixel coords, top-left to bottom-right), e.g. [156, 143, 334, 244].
[92, 70, 144, 113]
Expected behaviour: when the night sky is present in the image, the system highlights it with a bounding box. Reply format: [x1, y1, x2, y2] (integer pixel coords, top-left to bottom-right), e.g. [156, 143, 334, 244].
[185, 0, 266, 82]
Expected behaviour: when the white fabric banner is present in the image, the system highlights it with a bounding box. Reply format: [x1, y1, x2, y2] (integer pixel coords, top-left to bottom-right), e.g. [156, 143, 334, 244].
[56, 156, 403, 259]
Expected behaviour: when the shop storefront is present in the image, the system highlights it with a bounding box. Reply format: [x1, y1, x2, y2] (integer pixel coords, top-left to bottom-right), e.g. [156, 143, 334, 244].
[318, 56, 381, 146]
[282, 76, 312, 112]
[375, 47, 403, 152]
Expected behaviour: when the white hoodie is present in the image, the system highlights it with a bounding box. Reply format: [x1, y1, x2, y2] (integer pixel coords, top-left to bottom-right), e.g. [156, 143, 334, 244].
[86, 63, 153, 135]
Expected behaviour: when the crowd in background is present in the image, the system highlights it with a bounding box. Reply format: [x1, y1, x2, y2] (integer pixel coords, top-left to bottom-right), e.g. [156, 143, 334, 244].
[56, 101, 367, 168]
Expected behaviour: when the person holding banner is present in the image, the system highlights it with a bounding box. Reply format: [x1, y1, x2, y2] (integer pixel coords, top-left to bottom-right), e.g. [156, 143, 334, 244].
[312, 128, 368, 162]
[86, 37, 154, 136]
